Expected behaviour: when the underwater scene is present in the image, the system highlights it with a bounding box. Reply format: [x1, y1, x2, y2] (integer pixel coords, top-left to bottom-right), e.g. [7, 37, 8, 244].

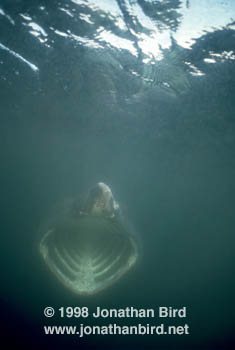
[0, 0, 235, 349]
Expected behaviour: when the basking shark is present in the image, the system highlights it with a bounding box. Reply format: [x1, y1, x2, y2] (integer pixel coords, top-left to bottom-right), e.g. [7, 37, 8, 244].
[39, 183, 139, 295]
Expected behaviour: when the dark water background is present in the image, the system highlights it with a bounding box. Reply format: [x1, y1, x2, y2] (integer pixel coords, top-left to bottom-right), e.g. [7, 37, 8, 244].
[0, 0, 235, 349]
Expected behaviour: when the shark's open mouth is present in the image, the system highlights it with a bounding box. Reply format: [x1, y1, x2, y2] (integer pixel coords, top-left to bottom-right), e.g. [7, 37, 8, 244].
[40, 211, 138, 295]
